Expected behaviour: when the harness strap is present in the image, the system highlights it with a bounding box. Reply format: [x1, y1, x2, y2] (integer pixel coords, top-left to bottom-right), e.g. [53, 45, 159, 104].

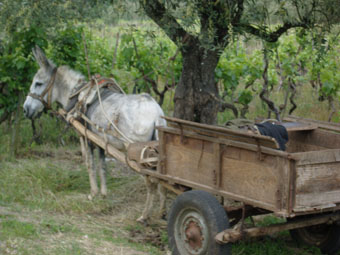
[28, 67, 58, 109]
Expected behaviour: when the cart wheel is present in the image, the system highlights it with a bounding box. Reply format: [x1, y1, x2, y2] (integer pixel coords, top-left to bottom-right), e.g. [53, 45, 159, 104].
[289, 216, 340, 255]
[167, 190, 231, 255]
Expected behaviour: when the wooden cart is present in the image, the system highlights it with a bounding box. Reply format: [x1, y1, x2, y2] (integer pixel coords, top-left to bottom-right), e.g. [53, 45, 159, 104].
[137, 116, 340, 255]
[61, 109, 340, 255]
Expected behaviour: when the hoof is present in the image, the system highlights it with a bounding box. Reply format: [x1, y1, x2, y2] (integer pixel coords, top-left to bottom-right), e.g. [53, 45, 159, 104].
[100, 190, 107, 198]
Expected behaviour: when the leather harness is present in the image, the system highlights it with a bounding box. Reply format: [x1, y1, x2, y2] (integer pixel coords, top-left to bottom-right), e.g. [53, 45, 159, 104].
[28, 67, 58, 109]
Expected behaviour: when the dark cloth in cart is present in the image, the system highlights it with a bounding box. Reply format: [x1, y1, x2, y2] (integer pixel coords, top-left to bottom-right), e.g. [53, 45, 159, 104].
[255, 122, 288, 151]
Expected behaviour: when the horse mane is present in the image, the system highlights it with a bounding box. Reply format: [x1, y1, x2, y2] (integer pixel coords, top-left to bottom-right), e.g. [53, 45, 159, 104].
[58, 65, 85, 90]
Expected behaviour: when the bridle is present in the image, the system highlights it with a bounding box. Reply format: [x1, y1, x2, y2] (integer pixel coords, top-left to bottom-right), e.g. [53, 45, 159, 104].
[28, 67, 58, 109]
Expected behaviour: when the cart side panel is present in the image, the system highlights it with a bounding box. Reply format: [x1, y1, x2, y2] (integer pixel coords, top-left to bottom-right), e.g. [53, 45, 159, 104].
[163, 132, 291, 212]
[294, 149, 340, 212]
[220, 148, 290, 211]
[287, 129, 340, 153]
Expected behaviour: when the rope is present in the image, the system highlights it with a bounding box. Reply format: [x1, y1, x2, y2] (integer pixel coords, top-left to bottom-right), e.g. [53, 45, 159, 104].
[93, 77, 133, 143]
[109, 77, 126, 95]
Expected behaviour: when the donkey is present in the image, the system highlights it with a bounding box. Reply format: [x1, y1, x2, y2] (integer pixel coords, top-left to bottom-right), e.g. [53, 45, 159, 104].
[23, 46, 166, 222]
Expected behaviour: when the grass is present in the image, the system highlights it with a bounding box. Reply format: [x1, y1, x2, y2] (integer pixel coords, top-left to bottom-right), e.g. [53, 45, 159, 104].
[0, 146, 165, 254]
[0, 141, 335, 254]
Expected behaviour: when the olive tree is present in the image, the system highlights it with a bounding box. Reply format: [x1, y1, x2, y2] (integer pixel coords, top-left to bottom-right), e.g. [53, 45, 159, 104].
[139, 0, 338, 124]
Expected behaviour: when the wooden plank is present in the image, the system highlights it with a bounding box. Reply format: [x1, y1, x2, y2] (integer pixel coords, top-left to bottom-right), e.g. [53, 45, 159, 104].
[284, 116, 340, 132]
[58, 109, 141, 173]
[287, 129, 340, 152]
[294, 158, 340, 209]
[164, 116, 279, 149]
[282, 122, 318, 131]
[296, 163, 340, 193]
[216, 212, 340, 244]
[288, 160, 297, 213]
[214, 142, 222, 188]
[157, 129, 166, 174]
[295, 191, 340, 208]
[220, 151, 288, 210]
[158, 131, 290, 213]
[294, 149, 340, 165]
[140, 167, 278, 212]
[157, 126, 289, 158]
[293, 204, 339, 213]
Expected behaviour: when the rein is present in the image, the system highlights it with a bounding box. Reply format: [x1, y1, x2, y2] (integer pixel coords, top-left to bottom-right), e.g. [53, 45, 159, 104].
[28, 67, 58, 109]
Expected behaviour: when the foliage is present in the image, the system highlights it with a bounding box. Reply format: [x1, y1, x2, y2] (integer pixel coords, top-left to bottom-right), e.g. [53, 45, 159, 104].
[117, 27, 181, 104]
[138, 0, 340, 123]
[0, 0, 129, 35]
[0, 26, 47, 118]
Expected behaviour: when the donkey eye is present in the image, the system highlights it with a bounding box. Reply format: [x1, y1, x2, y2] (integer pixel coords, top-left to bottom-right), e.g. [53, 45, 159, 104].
[35, 82, 43, 87]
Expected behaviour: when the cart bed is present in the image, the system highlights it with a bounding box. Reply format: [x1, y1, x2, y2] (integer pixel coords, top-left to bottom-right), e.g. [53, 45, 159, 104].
[151, 117, 340, 217]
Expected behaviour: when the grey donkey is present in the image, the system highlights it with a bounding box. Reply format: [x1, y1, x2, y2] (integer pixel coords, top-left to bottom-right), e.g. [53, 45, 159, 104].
[23, 46, 167, 222]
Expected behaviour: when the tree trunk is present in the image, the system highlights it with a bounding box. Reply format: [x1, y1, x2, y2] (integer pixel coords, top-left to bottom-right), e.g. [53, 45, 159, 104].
[173, 42, 220, 124]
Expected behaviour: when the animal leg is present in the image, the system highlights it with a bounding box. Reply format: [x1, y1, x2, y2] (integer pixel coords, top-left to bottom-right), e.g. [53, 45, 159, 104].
[79, 136, 87, 162]
[98, 147, 107, 197]
[87, 142, 98, 200]
[137, 176, 157, 223]
[158, 184, 167, 219]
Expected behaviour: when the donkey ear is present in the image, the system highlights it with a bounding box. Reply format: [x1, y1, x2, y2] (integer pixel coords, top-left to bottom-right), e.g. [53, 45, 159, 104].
[32, 45, 51, 70]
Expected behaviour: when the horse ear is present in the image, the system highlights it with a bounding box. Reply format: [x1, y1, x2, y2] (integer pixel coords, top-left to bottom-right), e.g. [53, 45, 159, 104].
[32, 45, 51, 70]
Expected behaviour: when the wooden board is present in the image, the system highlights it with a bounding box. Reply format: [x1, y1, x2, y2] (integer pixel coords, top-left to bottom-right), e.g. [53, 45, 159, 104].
[282, 122, 318, 132]
[157, 118, 340, 216]
[284, 116, 340, 133]
[294, 149, 340, 212]
[164, 116, 279, 150]
[287, 129, 340, 153]
[160, 127, 291, 213]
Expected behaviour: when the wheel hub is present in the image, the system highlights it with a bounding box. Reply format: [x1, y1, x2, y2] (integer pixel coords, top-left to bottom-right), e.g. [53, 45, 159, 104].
[175, 210, 209, 255]
[185, 220, 204, 251]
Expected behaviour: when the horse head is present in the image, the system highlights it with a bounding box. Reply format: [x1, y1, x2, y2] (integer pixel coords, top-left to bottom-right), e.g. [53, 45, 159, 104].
[23, 45, 57, 119]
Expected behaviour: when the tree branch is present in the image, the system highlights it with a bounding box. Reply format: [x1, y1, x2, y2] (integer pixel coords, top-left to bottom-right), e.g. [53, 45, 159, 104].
[241, 22, 309, 42]
[260, 47, 281, 121]
[139, 0, 191, 45]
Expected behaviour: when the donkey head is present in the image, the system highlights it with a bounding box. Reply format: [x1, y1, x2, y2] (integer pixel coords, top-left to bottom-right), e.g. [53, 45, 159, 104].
[23, 45, 57, 119]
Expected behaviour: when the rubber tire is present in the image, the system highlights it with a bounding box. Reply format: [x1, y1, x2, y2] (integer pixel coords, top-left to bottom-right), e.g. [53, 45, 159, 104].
[167, 190, 231, 255]
[289, 216, 340, 255]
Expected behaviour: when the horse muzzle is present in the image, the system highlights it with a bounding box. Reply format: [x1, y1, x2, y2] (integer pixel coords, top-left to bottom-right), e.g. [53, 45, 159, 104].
[23, 98, 44, 119]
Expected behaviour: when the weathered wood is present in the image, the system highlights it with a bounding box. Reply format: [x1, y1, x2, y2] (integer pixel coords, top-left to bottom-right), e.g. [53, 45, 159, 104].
[284, 116, 340, 132]
[288, 160, 297, 213]
[157, 130, 166, 174]
[127, 141, 159, 161]
[290, 145, 340, 211]
[158, 180, 183, 195]
[215, 212, 340, 244]
[157, 127, 288, 158]
[154, 125, 294, 214]
[286, 128, 340, 153]
[58, 109, 141, 172]
[140, 167, 280, 213]
[282, 121, 318, 131]
[164, 116, 279, 149]
[294, 149, 340, 165]
[213, 142, 221, 188]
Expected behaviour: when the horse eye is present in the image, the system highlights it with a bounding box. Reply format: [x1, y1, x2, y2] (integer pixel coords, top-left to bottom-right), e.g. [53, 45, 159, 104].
[35, 82, 43, 87]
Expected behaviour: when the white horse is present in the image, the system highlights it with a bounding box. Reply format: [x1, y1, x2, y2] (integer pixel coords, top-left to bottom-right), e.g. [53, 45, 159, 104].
[23, 46, 166, 222]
